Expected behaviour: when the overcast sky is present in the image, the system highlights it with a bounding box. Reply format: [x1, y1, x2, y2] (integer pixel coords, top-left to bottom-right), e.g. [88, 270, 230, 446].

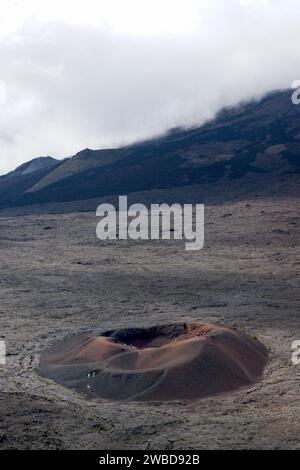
[1, 0, 300, 174]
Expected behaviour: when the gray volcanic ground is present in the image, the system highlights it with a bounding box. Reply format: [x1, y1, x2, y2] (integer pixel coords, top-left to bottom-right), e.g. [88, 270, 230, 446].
[0, 194, 299, 449]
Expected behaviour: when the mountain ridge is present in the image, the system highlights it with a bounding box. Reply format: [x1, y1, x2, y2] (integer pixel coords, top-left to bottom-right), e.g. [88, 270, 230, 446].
[2, 156, 59, 179]
[1, 88, 299, 209]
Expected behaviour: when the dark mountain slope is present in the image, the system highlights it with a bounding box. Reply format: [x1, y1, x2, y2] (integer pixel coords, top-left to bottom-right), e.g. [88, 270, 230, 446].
[1, 89, 299, 208]
[28, 148, 131, 192]
[6, 156, 59, 178]
[0, 157, 62, 206]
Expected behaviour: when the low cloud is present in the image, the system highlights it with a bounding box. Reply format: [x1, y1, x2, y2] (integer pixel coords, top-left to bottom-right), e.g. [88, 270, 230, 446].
[1, 0, 300, 174]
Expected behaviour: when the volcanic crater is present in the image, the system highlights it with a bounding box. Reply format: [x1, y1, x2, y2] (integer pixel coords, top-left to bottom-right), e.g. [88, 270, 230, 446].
[39, 322, 268, 402]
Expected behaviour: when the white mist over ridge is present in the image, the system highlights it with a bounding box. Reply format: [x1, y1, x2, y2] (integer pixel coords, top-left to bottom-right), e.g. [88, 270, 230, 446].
[1, 0, 300, 174]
